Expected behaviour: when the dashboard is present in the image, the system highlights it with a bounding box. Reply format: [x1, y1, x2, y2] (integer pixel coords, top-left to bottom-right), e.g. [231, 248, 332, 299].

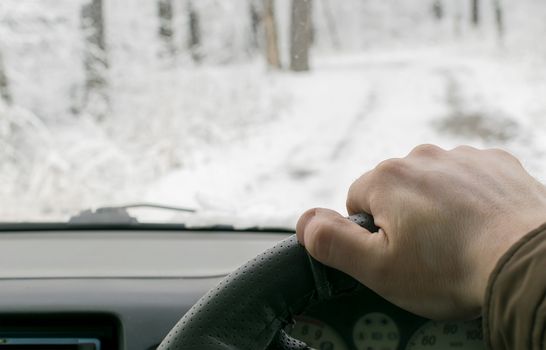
[287, 290, 484, 350]
[0, 229, 486, 350]
[0, 229, 281, 349]
[0, 313, 118, 349]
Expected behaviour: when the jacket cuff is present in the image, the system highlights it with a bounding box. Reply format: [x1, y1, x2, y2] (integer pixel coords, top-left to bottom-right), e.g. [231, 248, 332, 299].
[483, 221, 546, 350]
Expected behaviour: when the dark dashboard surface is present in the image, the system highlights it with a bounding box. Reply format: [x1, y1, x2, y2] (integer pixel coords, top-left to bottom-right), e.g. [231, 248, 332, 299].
[0, 313, 119, 349]
[288, 287, 484, 350]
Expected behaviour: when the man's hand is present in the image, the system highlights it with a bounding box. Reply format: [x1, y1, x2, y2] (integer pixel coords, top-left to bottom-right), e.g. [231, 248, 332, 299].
[296, 145, 546, 320]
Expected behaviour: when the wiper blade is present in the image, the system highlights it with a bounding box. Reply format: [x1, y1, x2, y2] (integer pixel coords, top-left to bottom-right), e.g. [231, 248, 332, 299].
[68, 203, 197, 224]
[0, 222, 294, 233]
[115, 203, 197, 213]
[0, 204, 293, 233]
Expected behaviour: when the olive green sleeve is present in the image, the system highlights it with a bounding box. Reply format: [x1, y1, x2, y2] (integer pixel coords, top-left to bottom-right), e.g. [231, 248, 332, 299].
[483, 222, 546, 349]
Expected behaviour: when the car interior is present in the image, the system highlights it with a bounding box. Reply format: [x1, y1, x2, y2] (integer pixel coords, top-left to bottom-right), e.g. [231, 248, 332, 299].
[0, 212, 484, 349]
[1, 0, 544, 349]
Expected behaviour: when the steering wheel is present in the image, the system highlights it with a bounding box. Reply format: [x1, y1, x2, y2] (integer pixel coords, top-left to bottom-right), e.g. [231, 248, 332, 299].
[157, 213, 378, 350]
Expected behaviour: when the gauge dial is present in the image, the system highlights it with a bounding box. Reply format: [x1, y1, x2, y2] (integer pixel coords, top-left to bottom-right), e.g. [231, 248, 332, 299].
[352, 312, 400, 350]
[406, 319, 484, 349]
[288, 316, 348, 350]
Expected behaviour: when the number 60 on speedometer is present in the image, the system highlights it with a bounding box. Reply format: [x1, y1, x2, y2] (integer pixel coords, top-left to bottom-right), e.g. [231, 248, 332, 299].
[405, 319, 484, 349]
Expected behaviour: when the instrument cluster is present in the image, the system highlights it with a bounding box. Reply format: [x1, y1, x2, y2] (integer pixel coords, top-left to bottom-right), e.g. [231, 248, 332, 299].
[286, 290, 484, 350]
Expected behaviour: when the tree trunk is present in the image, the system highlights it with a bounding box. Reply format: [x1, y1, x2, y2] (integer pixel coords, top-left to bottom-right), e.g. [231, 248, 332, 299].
[290, 0, 312, 72]
[0, 52, 12, 105]
[321, 0, 340, 49]
[453, 0, 463, 37]
[81, 0, 108, 119]
[432, 0, 443, 20]
[249, 0, 261, 51]
[263, 0, 281, 69]
[471, 0, 480, 26]
[493, 0, 504, 39]
[187, 1, 201, 62]
[158, 0, 175, 57]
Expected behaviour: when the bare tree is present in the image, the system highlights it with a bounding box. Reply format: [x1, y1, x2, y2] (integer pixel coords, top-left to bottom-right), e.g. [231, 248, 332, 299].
[158, 0, 175, 57]
[471, 0, 480, 26]
[81, 0, 108, 119]
[263, 0, 281, 69]
[249, 0, 261, 51]
[290, 0, 312, 72]
[453, 0, 463, 37]
[187, 1, 201, 62]
[492, 0, 504, 39]
[0, 52, 12, 105]
[320, 0, 340, 49]
[432, 0, 443, 21]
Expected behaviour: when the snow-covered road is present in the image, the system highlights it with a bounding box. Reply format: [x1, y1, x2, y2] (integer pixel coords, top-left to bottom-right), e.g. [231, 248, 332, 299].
[143, 48, 546, 228]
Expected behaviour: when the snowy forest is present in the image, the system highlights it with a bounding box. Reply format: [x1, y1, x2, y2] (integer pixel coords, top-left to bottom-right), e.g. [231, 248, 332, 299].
[1, 0, 546, 225]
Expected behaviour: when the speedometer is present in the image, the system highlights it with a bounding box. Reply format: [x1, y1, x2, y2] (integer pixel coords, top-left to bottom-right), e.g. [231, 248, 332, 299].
[288, 316, 348, 350]
[405, 319, 484, 349]
[352, 312, 400, 350]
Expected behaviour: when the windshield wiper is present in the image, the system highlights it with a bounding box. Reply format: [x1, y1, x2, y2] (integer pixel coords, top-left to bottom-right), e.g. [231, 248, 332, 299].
[0, 204, 294, 233]
[114, 203, 197, 213]
[68, 203, 197, 224]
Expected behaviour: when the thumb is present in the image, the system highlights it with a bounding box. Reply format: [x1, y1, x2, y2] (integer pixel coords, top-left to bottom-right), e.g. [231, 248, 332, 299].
[296, 208, 382, 279]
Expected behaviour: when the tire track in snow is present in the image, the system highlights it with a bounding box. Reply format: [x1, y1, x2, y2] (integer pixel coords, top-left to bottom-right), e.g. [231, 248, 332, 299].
[329, 87, 378, 161]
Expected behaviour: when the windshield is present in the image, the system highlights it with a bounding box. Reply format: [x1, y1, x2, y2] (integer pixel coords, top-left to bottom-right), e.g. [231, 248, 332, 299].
[1, 0, 545, 227]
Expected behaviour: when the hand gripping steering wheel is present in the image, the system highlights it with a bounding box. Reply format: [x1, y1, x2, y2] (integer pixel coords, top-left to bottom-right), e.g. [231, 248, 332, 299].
[157, 213, 378, 350]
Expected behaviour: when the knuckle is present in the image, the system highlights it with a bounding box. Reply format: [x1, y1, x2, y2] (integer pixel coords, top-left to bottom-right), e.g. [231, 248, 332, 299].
[375, 158, 406, 176]
[451, 145, 477, 153]
[409, 144, 444, 157]
[347, 179, 360, 197]
[296, 208, 317, 239]
[487, 147, 512, 157]
[487, 148, 522, 166]
[347, 180, 363, 201]
[346, 195, 357, 214]
[346, 171, 373, 212]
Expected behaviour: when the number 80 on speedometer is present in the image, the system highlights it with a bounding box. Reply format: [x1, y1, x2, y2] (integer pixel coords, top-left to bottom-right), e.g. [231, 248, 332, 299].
[405, 319, 484, 349]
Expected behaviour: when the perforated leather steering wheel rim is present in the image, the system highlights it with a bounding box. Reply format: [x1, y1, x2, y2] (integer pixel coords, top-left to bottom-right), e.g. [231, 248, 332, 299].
[157, 214, 377, 350]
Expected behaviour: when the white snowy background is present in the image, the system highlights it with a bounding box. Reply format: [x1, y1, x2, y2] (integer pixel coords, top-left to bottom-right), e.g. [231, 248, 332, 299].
[1, 0, 546, 227]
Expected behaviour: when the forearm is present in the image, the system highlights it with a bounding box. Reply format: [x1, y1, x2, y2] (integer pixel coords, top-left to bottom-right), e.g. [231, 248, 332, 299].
[484, 222, 546, 349]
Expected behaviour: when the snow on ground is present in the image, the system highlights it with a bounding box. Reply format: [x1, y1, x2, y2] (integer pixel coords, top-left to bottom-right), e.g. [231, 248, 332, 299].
[3, 1, 546, 226]
[141, 46, 546, 228]
[2, 42, 546, 226]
